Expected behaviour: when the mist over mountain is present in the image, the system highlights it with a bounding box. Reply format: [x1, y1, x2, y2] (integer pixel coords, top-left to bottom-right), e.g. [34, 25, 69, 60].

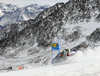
[0, 0, 100, 70]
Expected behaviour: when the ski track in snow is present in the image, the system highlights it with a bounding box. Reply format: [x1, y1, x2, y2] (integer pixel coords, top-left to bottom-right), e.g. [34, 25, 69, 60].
[0, 46, 100, 76]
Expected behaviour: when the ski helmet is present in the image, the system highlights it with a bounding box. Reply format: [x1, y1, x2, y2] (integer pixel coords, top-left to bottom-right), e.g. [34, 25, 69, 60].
[73, 50, 76, 51]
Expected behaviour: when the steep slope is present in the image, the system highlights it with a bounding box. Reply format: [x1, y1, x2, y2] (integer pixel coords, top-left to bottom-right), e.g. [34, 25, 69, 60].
[0, 3, 49, 40]
[0, 0, 100, 70]
[87, 28, 100, 42]
[0, 46, 100, 75]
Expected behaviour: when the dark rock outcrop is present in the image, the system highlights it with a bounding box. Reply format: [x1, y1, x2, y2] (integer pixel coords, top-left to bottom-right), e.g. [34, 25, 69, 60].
[87, 28, 100, 43]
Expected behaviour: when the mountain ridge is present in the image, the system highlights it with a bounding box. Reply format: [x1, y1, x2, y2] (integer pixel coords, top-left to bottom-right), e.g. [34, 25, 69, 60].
[0, 3, 50, 27]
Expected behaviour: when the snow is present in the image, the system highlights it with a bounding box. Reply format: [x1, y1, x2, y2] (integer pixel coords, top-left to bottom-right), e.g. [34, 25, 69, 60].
[58, 21, 100, 51]
[22, 14, 29, 21]
[0, 46, 100, 76]
[0, 3, 49, 26]
[0, 10, 4, 17]
[0, 20, 99, 74]
[62, 21, 100, 37]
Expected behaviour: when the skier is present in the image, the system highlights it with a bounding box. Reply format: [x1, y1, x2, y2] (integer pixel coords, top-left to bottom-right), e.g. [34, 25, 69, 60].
[67, 50, 77, 56]
[63, 49, 76, 56]
[59, 49, 77, 58]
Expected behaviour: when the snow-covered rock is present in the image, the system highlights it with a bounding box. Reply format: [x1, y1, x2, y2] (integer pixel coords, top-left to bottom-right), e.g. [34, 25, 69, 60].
[0, 3, 49, 26]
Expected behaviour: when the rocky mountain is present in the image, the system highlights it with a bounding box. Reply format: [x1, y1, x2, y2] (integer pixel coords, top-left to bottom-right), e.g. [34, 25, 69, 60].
[0, 0, 100, 70]
[0, 3, 18, 16]
[0, 3, 49, 27]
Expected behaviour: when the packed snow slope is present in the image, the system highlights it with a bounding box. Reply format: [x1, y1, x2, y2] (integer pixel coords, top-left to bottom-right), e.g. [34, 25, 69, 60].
[0, 46, 100, 76]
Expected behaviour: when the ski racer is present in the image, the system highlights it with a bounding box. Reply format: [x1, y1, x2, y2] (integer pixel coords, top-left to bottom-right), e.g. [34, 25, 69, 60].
[63, 49, 77, 56]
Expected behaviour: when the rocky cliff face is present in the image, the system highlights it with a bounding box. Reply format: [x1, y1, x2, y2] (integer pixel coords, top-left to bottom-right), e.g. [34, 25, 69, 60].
[87, 28, 100, 43]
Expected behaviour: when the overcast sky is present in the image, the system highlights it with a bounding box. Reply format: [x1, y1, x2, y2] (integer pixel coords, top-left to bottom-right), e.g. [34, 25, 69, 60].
[0, 0, 69, 7]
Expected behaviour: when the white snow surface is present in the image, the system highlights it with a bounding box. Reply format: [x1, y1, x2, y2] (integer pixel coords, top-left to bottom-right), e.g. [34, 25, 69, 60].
[58, 21, 100, 51]
[0, 46, 100, 76]
[0, 10, 4, 17]
[22, 14, 30, 21]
